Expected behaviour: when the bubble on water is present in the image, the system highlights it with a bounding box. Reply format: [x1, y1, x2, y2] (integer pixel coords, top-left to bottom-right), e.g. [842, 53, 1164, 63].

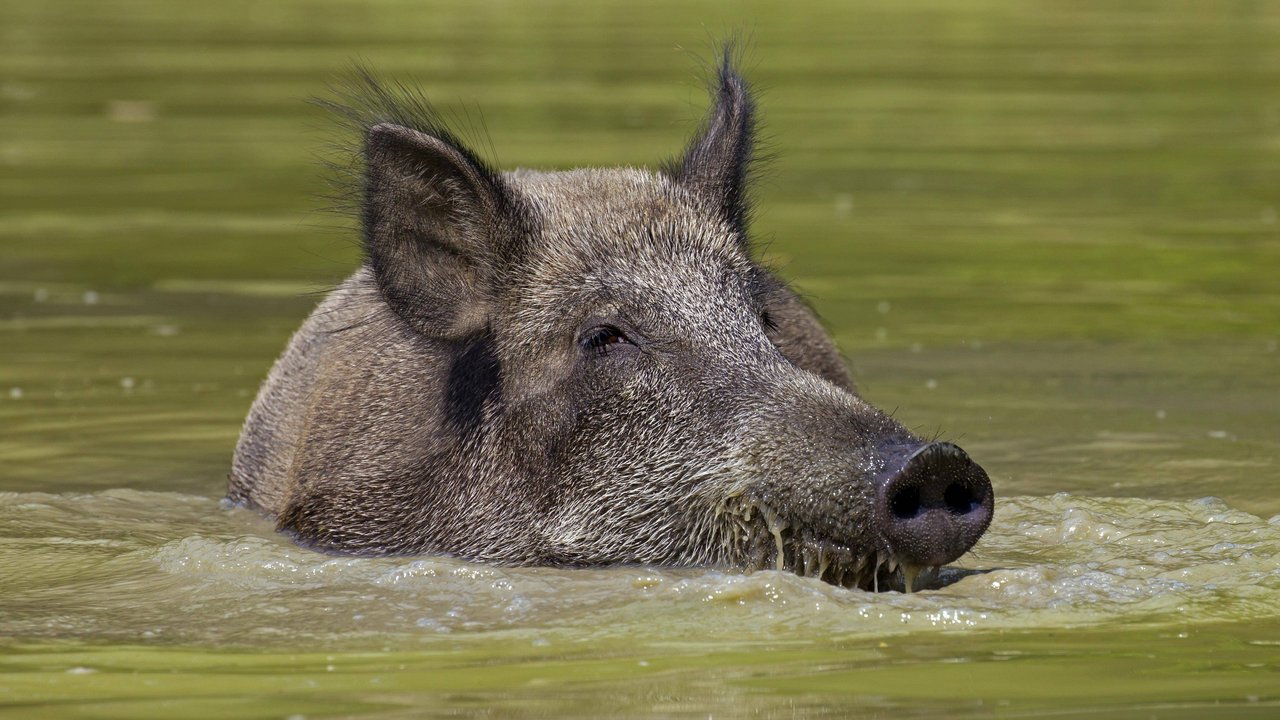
[910, 343, 923, 353]
[65, 667, 97, 675]
[151, 324, 180, 337]
[877, 300, 890, 314]
[925, 379, 938, 390]
[504, 596, 533, 615]
[120, 377, 135, 392]
[33, 288, 48, 303]
[450, 565, 498, 580]
[1189, 496, 1229, 512]
[923, 608, 982, 628]
[874, 327, 888, 341]
[7, 387, 21, 399]
[632, 575, 663, 590]
[1207, 430, 1231, 439]
[82, 290, 99, 305]
[1155, 409, 1166, 420]
[376, 559, 444, 584]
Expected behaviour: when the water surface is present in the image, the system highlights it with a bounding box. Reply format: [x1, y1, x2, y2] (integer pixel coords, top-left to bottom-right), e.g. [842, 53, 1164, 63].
[2, 0, 1278, 717]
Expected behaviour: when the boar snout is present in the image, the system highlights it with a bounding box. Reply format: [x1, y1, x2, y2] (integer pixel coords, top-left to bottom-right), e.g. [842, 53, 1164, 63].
[877, 442, 994, 569]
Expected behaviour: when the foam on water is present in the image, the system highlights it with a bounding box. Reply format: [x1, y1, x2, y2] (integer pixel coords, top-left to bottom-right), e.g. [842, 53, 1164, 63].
[2, 489, 1277, 648]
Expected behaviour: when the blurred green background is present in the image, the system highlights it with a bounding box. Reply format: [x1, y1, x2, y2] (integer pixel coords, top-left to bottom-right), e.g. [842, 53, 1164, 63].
[2, 1, 1279, 717]
[2, 0, 1276, 510]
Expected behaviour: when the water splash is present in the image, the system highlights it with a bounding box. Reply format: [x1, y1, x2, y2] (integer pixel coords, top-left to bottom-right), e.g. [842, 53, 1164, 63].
[1, 490, 1277, 648]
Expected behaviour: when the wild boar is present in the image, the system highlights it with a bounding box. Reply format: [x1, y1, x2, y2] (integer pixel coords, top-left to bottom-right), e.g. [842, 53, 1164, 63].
[228, 54, 994, 592]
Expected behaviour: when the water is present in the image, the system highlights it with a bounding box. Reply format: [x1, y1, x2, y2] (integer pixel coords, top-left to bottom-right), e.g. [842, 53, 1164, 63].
[3, 490, 1280, 717]
[4, 491, 1280, 644]
[2, 0, 1279, 716]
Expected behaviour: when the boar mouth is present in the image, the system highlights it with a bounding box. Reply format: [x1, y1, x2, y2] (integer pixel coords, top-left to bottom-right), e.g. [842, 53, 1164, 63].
[721, 500, 938, 593]
[713, 442, 993, 592]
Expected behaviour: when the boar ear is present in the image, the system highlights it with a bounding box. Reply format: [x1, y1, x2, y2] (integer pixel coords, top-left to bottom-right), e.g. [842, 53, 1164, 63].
[362, 122, 513, 338]
[667, 56, 756, 234]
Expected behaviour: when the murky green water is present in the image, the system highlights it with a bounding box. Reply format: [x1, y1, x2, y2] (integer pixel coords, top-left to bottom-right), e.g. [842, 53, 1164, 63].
[2, 0, 1278, 717]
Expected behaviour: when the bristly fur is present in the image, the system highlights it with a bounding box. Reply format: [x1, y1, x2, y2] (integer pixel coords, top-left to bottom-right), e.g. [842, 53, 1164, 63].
[229, 49, 994, 594]
[661, 42, 765, 240]
[319, 46, 765, 252]
[311, 66, 512, 266]
[314, 65, 503, 183]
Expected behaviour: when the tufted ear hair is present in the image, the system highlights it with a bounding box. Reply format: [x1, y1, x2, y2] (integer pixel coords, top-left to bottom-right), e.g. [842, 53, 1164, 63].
[666, 53, 757, 234]
[362, 122, 515, 338]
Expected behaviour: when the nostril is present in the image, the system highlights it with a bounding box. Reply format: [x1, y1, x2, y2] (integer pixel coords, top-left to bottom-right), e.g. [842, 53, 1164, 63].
[876, 441, 995, 568]
[943, 482, 979, 515]
[890, 486, 921, 519]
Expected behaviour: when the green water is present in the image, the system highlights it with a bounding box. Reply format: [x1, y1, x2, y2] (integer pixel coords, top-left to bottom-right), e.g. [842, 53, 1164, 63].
[2, 0, 1278, 717]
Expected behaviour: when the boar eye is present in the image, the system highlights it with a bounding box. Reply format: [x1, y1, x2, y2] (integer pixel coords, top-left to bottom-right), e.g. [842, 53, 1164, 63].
[582, 325, 632, 355]
[761, 309, 778, 333]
